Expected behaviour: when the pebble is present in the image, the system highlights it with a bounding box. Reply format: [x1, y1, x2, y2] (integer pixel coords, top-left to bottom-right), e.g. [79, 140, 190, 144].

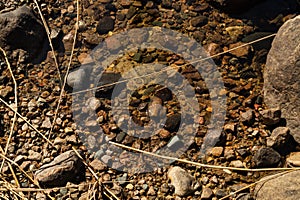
[190, 15, 208, 27]
[224, 123, 236, 133]
[101, 154, 112, 164]
[240, 110, 254, 125]
[67, 68, 86, 89]
[89, 159, 106, 171]
[259, 108, 281, 126]
[229, 42, 252, 57]
[253, 147, 281, 167]
[168, 166, 199, 196]
[201, 187, 213, 199]
[209, 146, 224, 157]
[126, 183, 134, 190]
[147, 186, 156, 196]
[96, 16, 115, 34]
[267, 127, 294, 154]
[28, 150, 42, 161]
[41, 117, 52, 129]
[286, 152, 300, 166]
[230, 160, 244, 168]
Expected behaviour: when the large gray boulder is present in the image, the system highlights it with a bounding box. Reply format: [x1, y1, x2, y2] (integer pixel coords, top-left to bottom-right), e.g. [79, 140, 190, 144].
[263, 15, 300, 143]
[254, 170, 300, 200]
[0, 6, 46, 61]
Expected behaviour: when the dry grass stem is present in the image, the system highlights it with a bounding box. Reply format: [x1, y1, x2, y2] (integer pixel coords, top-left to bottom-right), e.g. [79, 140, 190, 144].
[0, 152, 36, 185]
[48, 0, 80, 138]
[70, 33, 276, 96]
[0, 47, 18, 173]
[110, 141, 300, 172]
[33, 0, 62, 82]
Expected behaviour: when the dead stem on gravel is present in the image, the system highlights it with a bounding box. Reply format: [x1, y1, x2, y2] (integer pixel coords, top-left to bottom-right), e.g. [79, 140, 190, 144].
[0, 178, 25, 200]
[0, 97, 54, 146]
[0, 47, 18, 174]
[48, 0, 79, 140]
[0, 147, 25, 199]
[71, 147, 120, 200]
[0, 48, 17, 168]
[110, 141, 300, 172]
[33, 0, 62, 82]
[0, 151, 37, 185]
[219, 169, 300, 200]
[70, 33, 276, 96]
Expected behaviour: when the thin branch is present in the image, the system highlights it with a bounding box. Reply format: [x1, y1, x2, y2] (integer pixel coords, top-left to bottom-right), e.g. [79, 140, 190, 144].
[48, 0, 80, 138]
[0, 47, 18, 172]
[110, 141, 300, 172]
[70, 33, 276, 96]
[33, 0, 62, 82]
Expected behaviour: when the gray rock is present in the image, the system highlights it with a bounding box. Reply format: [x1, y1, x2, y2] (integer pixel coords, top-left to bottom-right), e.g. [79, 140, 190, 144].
[230, 160, 244, 168]
[67, 68, 86, 89]
[28, 150, 42, 161]
[259, 108, 281, 126]
[254, 170, 300, 200]
[267, 127, 295, 154]
[35, 150, 85, 187]
[253, 147, 281, 167]
[168, 166, 199, 196]
[263, 15, 300, 143]
[201, 187, 213, 200]
[0, 6, 46, 61]
[240, 110, 254, 125]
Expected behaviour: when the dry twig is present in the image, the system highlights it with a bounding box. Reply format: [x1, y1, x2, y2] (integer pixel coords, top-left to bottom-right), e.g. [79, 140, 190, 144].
[33, 0, 62, 82]
[110, 141, 300, 172]
[0, 47, 18, 173]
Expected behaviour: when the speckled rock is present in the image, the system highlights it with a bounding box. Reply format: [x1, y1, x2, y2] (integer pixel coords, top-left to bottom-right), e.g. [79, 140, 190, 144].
[263, 15, 300, 143]
[254, 170, 300, 200]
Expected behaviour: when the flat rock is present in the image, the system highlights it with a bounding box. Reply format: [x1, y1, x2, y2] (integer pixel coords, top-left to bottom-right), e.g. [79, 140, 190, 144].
[254, 170, 300, 200]
[168, 166, 199, 196]
[35, 150, 85, 187]
[263, 15, 300, 143]
[0, 6, 46, 61]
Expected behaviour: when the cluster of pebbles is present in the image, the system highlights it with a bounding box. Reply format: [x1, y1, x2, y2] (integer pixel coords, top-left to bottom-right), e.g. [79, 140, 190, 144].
[0, 0, 300, 199]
